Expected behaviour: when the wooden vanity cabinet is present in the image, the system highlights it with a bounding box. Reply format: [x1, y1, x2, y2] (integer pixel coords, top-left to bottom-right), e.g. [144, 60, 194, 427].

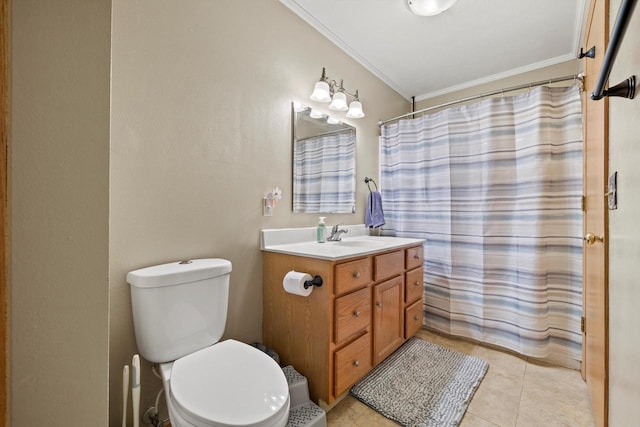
[262, 243, 424, 406]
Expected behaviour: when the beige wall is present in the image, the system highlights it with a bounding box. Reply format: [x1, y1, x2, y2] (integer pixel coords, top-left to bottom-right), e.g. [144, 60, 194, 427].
[607, 0, 640, 424]
[10, 0, 111, 426]
[109, 0, 407, 423]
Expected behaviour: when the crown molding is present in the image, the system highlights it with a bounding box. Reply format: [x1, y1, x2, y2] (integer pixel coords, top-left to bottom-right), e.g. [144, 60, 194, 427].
[414, 54, 578, 101]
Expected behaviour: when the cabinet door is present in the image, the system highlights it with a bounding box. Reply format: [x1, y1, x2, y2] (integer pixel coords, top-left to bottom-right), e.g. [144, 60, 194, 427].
[373, 276, 404, 365]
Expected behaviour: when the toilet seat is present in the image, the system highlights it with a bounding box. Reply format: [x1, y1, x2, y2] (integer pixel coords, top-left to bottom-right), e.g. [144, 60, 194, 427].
[169, 339, 290, 427]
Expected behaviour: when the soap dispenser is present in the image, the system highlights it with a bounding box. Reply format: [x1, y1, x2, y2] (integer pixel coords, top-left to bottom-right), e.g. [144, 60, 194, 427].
[317, 217, 327, 243]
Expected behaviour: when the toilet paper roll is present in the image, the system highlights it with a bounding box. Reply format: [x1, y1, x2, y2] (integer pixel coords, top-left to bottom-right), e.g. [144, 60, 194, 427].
[283, 270, 313, 297]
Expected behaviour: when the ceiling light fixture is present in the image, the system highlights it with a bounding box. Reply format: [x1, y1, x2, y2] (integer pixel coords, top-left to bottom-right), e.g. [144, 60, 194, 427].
[407, 0, 458, 16]
[309, 67, 365, 119]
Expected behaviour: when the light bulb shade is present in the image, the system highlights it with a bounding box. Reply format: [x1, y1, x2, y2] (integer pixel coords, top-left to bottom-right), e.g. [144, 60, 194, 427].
[407, 0, 458, 16]
[309, 109, 325, 119]
[328, 92, 349, 111]
[346, 100, 365, 118]
[310, 81, 331, 102]
[327, 116, 340, 124]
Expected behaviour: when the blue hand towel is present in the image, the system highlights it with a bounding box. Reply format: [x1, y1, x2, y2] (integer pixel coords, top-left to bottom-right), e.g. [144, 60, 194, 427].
[365, 191, 385, 228]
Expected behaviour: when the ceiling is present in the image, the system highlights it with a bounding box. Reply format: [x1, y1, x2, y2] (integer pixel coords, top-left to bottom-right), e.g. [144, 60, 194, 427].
[280, 0, 587, 101]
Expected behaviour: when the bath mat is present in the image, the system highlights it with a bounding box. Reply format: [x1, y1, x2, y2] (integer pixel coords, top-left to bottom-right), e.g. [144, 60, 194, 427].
[350, 338, 488, 427]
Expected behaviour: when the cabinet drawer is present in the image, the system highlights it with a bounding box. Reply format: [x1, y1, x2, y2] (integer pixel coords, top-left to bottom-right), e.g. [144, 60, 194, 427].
[374, 250, 404, 281]
[334, 332, 372, 397]
[405, 299, 423, 338]
[335, 287, 371, 345]
[335, 258, 371, 296]
[405, 245, 424, 270]
[405, 267, 424, 304]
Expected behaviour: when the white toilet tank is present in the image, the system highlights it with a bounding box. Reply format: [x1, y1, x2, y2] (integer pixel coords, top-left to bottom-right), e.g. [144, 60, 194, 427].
[127, 258, 232, 363]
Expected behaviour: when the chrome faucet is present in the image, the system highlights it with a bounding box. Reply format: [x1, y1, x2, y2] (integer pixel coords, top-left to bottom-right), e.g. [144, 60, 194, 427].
[327, 224, 348, 241]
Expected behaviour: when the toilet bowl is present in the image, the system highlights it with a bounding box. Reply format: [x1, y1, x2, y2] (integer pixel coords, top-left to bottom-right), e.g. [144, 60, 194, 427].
[159, 340, 290, 427]
[127, 259, 290, 427]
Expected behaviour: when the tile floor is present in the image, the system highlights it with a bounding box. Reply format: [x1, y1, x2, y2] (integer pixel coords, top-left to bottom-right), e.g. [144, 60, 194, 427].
[327, 329, 595, 427]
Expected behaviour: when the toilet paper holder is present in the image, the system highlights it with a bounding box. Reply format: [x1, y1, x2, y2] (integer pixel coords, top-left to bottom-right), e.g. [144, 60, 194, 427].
[303, 275, 323, 289]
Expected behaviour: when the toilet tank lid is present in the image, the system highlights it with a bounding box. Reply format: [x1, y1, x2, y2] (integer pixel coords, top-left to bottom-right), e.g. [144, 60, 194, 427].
[126, 258, 232, 288]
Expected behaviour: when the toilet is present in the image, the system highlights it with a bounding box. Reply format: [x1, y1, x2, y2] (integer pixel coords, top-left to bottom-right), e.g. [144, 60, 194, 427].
[127, 258, 290, 427]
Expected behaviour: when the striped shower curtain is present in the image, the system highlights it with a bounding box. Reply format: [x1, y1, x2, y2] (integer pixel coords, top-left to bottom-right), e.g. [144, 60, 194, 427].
[293, 130, 356, 213]
[380, 85, 583, 365]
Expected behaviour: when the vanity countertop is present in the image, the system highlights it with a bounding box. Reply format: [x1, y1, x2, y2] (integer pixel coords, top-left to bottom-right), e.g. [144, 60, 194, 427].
[261, 225, 424, 261]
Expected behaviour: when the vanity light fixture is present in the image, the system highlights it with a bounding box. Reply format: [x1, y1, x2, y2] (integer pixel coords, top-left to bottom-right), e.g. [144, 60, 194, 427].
[327, 116, 341, 125]
[407, 0, 458, 16]
[310, 80, 331, 103]
[310, 67, 365, 119]
[329, 92, 348, 112]
[346, 100, 364, 119]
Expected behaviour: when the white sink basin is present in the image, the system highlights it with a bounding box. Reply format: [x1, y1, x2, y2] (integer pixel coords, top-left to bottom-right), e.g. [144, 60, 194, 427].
[330, 236, 388, 248]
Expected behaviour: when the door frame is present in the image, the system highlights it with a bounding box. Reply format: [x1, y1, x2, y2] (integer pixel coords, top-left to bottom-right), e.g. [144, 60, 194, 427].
[581, 0, 609, 426]
[1, 0, 9, 425]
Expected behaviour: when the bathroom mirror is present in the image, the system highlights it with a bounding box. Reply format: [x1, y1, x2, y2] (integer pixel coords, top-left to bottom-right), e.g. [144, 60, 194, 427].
[292, 102, 356, 213]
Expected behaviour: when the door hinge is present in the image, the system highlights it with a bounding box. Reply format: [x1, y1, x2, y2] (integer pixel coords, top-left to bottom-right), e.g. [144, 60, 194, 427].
[581, 316, 586, 333]
[581, 196, 586, 211]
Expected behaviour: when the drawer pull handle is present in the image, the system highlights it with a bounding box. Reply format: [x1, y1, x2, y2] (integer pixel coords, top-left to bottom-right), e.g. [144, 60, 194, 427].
[414, 315, 420, 321]
[376, 302, 382, 308]
[353, 271, 361, 278]
[414, 281, 421, 287]
[413, 254, 420, 260]
[353, 360, 360, 367]
[353, 310, 361, 317]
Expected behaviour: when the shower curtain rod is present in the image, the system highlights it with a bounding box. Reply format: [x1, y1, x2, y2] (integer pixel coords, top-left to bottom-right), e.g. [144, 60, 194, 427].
[378, 74, 582, 126]
[590, 0, 636, 100]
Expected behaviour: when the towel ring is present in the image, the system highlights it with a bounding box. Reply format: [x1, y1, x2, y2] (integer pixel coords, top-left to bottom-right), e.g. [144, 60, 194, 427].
[364, 177, 378, 192]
